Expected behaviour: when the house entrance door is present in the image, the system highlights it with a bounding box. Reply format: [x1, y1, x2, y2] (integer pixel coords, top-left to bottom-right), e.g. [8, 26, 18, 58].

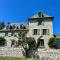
[37, 39, 44, 48]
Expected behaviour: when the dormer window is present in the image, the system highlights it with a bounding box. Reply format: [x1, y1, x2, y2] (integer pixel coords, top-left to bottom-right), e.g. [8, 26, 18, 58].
[38, 12, 44, 17]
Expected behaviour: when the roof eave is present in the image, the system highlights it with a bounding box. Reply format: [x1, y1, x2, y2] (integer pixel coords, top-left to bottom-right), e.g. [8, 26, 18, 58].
[0, 29, 28, 32]
[28, 16, 54, 21]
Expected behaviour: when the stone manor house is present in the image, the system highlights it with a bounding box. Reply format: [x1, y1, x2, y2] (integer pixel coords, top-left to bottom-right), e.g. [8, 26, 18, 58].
[0, 12, 54, 48]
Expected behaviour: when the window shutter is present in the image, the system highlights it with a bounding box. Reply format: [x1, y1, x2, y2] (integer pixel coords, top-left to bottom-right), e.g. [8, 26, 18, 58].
[37, 29, 40, 35]
[32, 29, 34, 35]
[41, 29, 43, 35]
[47, 29, 49, 35]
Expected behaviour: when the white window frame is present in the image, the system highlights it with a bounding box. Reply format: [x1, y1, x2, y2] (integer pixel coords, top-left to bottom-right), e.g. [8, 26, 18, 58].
[33, 29, 40, 35]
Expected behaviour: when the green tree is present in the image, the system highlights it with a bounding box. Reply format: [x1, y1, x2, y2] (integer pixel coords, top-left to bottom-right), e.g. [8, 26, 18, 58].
[48, 36, 57, 48]
[0, 37, 6, 46]
[18, 31, 36, 57]
[18, 30, 27, 46]
[0, 22, 5, 29]
[25, 37, 36, 49]
[22, 37, 36, 57]
[18, 31, 28, 56]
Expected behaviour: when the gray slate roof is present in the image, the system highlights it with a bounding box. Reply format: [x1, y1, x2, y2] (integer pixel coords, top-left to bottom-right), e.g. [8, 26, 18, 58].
[29, 12, 53, 19]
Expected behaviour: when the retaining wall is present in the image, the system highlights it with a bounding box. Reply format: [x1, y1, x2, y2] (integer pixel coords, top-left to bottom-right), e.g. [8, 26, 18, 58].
[37, 48, 60, 60]
[0, 47, 24, 57]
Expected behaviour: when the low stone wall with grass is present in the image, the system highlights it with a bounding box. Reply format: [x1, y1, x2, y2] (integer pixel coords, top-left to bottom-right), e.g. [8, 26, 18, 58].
[0, 47, 25, 57]
[1, 47, 60, 60]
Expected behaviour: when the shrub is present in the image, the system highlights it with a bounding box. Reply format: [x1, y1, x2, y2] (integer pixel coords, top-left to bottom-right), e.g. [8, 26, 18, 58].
[25, 37, 36, 49]
[0, 22, 5, 29]
[48, 37, 57, 48]
[0, 37, 6, 46]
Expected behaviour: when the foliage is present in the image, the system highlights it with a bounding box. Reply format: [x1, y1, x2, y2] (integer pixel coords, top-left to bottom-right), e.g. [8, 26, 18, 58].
[18, 31, 27, 46]
[0, 22, 5, 29]
[22, 37, 36, 57]
[25, 37, 36, 49]
[53, 34, 56, 38]
[18, 40, 22, 45]
[18, 31, 27, 38]
[18, 31, 36, 57]
[48, 37, 57, 48]
[0, 37, 6, 46]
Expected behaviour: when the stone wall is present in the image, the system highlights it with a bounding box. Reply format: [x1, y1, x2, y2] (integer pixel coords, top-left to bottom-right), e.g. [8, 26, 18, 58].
[37, 48, 60, 60]
[0, 47, 25, 57]
[0, 47, 60, 60]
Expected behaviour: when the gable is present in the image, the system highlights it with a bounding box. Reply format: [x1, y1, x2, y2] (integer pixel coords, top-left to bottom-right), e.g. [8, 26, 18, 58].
[28, 12, 54, 21]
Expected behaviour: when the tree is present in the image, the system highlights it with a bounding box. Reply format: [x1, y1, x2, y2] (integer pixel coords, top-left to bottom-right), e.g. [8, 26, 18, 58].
[18, 30, 27, 46]
[0, 22, 5, 29]
[48, 36, 57, 48]
[25, 37, 36, 49]
[18, 31, 28, 56]
[0, 37, 6, 46]
[18, 31, 36, 57]
[21, 37, 36, 57]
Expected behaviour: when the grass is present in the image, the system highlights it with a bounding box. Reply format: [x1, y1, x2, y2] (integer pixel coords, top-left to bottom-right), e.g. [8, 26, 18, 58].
[0, 56, 40, 60]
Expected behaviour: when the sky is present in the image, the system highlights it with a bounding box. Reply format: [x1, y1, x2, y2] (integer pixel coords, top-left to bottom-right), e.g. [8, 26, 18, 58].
[0, 0, 60, 34]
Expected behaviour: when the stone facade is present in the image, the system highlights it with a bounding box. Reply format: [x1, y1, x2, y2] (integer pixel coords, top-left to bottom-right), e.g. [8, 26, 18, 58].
[0, 24, 28, 47]
[27, 12, 53, 48]
[0, 12, 54, 48]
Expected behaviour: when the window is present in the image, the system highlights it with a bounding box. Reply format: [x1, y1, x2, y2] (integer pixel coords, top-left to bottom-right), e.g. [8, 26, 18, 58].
[5, 32, 8, 36]
[42, 29, 49, 35]
[38, 20, 42, 25]
[40, 40, 44, 47]
[8, 33, 12, 36]
[33, 29, 40, 35]
[5, 32, 14, 36]
[14, 33, 18, 37]
[11, 32, 14, 36]
[33, 29, 37, 35]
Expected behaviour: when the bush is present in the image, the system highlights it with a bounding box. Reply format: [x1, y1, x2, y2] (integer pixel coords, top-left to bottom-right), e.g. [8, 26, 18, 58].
[24, 37, 36, 50]
[22, 37, 36, 57]
[0, 22, 5, 29]
[0, 37, 6, 46]
[23, 37, 36, 49]
[48, 37, 57, 48]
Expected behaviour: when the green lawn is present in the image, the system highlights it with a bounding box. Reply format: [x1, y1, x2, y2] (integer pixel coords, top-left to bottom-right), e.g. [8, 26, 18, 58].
[0, 57, 39, 60]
